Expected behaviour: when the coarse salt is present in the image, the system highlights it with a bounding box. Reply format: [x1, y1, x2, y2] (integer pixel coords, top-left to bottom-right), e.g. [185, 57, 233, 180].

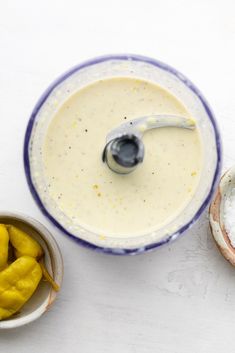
[224, 187, 235, 247]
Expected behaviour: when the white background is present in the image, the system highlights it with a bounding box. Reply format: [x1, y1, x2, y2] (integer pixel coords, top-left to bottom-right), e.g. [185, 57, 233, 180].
[0, 1, 235, 352]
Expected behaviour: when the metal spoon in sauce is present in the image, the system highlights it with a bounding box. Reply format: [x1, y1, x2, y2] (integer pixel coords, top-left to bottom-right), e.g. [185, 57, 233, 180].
[102, 115, 196, 174]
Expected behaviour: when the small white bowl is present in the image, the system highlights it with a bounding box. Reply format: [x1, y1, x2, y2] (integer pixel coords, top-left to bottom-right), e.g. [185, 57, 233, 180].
[0, 212, 63, 329]
[209, 165, 235, 266]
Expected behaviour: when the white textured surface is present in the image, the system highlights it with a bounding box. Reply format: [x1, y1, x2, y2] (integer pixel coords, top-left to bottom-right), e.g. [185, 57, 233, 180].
[0, 1, 235, 352]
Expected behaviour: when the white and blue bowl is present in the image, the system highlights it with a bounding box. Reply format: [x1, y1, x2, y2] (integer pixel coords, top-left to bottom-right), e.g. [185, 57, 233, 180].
[24, 54, 222, 255]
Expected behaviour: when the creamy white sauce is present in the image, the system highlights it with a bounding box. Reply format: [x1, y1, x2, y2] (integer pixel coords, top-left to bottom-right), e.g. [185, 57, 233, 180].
[42, 77, 202, 237]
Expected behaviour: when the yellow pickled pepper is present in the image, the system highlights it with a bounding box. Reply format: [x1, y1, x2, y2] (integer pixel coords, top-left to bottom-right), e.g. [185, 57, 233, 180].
[0, 224, 9, 270]
[8, 225, 59, 292]
[7, 225, 43, 259]
[0, 256, 42, 320]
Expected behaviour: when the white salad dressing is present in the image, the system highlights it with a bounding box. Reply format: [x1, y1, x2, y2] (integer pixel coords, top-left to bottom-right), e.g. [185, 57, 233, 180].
[42, 77, 203, 237]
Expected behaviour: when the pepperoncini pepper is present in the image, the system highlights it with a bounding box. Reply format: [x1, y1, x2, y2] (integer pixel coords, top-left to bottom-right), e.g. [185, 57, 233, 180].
[7, 225, 59, 292]
[7, 225, 43, 259]
[0, 224, 60, 320]
[0, 256, 42, 320]
[0, 224, 9, 270]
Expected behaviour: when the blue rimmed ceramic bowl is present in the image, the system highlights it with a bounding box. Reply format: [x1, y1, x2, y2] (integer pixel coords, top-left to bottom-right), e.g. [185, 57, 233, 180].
[24, 54, 222, 255]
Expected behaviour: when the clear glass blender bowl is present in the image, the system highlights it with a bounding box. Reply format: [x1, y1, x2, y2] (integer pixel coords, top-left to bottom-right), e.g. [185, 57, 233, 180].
[24, 54, 222, 255]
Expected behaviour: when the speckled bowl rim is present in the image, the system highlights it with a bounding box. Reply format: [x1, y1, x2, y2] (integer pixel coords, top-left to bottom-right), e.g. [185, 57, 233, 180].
[24, 54, 222, 255]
